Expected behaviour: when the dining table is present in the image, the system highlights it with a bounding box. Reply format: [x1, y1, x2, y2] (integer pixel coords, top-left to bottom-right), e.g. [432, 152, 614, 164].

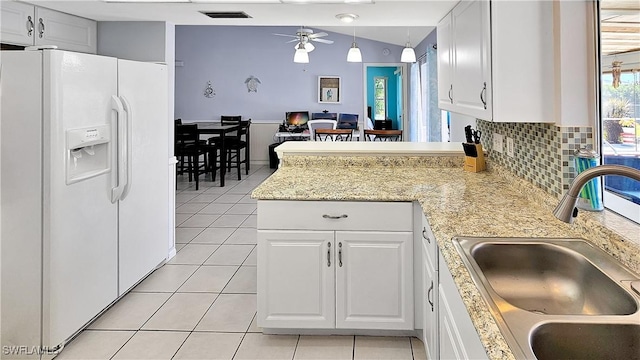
[184, 121, 240, 187]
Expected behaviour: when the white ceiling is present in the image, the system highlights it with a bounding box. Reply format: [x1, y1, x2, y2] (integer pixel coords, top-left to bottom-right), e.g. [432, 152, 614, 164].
[26, 0, 456, 46]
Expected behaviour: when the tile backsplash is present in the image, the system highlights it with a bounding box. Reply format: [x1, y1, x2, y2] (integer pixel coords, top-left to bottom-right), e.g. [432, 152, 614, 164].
[476, 120, 594, 199]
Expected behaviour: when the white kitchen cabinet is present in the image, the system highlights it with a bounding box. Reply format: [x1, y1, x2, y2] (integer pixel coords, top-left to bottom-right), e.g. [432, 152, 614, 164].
[438, 252, 488, 360]
[419, 214, 438, 359]
[1, 2, 96, 54]
[436, 11, 454, 110]
[0, 1, 35, 45]
[336, 231, 413, 330]
[422, 246, 438, 360]
[257, 230, 335, 329]
[257, 201, 414, 331]
[437, 0, 491, 120]
[437, 0, 554, 123]
[451, 0, 491, 119]
[491, 0, 554, 123]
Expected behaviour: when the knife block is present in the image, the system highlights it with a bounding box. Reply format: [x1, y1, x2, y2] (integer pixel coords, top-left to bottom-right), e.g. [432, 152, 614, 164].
[464, 144, 486, 173]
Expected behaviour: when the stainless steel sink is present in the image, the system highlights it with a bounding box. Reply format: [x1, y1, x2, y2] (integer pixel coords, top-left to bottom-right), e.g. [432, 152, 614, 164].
[531, 323, 640, 360]
[453, 237, 640, 359]
[470, 242, 637, 315]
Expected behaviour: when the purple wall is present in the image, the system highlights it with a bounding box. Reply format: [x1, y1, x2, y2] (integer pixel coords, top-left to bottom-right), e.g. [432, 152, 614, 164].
[175, 26, 405, 122]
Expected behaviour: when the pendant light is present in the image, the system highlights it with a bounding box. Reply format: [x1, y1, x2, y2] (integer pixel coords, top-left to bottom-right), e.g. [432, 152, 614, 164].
[401, 28, 416, 63]
[293, 42, 309, 63]
[347, 27, 362, 63]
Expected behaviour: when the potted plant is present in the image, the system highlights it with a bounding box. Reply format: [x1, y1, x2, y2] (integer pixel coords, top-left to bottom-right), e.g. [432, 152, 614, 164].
[603, 98, 632, 144]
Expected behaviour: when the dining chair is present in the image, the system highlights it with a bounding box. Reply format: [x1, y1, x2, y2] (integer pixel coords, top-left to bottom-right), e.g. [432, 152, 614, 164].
[363, 129, 403, 142]
[307, 119, 337, 140]
[175, 124, 213, 190]
[314, 128, 353, 141]
[208, 118, 251, 180]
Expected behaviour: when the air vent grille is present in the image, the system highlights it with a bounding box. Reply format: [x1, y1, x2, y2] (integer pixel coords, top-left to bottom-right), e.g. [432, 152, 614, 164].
[200, 11, 252, 19]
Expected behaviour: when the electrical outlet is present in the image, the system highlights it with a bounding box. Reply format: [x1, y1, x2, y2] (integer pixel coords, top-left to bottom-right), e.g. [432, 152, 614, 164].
[493, 133, 504, 153]
[506, 137, 515, 158]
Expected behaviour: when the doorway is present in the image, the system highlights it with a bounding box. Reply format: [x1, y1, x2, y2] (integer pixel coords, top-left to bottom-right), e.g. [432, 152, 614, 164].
[598, 1, 640, 223]
[363, 63, 408, 133]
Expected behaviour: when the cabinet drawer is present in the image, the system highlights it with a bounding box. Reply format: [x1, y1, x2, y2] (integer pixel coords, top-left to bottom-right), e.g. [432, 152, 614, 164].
[257, 201, 412, 231]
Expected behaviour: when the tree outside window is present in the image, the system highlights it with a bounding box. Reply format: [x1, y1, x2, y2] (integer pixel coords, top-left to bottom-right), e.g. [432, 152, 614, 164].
[374, 77, 387, 121]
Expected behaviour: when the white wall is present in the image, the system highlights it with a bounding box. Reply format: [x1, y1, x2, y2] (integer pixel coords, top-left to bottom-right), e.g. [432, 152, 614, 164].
[98, 22, 168, 62]
[175, 26, 405, 122]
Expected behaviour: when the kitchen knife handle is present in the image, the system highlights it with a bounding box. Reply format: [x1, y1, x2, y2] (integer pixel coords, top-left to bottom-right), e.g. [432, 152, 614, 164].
[480, 82, 487, 109]
[323, 214, 348, 220]
[422, 227, 430, 244]
[427, 281, 434, 311]
[327, 242, 331, 267]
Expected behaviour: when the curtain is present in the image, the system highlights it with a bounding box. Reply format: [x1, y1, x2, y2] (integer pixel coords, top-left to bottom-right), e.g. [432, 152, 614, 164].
[409, 62, 420, 141]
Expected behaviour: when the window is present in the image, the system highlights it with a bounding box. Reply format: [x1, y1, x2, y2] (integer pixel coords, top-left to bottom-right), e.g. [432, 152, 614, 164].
[374, 77, 387, 121]
[598, 1, 640, 223]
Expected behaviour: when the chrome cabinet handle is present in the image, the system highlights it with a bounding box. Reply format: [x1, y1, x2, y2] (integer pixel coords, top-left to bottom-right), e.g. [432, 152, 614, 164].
[38, 18, 45, 38]
[323, 214, 348, 220]
[422, 227, 430, 244]
[448, 84, 453, 103]
[427, 281, 434, 312]
[327, 242, 331, 267]
[27, 16, 34, 37]
[480, 82, 487, 109]
[338, 242, 343, 267]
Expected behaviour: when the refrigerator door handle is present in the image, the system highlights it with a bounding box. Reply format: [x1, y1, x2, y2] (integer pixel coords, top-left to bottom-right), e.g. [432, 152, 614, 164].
[119, 96, 133, 200]
[110, 95, 127, 203]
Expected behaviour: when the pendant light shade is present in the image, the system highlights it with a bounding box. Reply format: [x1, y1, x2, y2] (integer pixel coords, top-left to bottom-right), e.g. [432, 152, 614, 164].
[346, 26, 362, 63]
[401, 28, 416, 63]
[401, 43, 416, 63]
[294, 43, 309, 63]
[347, 42, 362, 62]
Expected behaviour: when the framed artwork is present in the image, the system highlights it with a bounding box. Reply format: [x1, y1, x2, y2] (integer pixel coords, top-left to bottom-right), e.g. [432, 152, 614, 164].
[318, 76, 341, 103]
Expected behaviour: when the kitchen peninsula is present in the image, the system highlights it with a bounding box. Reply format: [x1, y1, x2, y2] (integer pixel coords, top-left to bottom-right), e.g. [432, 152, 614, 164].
[251, 144, 640, 360]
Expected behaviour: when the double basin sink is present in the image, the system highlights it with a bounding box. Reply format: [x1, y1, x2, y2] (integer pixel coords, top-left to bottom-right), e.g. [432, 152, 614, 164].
[453, 237, 640, 360]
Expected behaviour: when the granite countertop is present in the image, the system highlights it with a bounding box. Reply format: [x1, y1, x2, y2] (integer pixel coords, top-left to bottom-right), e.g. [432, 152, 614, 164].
[273, 141, 466, 158]
[252, 155, 640, 360]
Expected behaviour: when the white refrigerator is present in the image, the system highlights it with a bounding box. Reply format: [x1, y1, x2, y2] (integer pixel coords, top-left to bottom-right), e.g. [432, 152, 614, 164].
[1, 49, 172, 357]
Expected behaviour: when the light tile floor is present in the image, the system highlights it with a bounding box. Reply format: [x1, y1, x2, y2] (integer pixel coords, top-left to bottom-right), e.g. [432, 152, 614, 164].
[54, 165, 427, 360]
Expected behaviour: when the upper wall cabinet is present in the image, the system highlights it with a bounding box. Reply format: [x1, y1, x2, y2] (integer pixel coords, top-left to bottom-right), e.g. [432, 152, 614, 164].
[438, 0, 554, 123]
[437, 0, 491, 120]
[1, 2, 96, 54]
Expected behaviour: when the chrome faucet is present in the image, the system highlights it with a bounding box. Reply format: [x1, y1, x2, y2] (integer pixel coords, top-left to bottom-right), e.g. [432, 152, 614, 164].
[554, 164, 640, 223]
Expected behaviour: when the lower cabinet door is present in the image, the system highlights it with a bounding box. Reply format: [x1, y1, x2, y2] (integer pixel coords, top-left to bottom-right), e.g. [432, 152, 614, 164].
[335, 231, 413, 330]
[257, 230, 335, 329]
[438, 252, 488, 360]
[423, 249, 438, 360]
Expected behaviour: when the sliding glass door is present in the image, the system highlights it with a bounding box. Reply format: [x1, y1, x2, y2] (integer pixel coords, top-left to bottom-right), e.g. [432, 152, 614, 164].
[599, 1, 640, 223]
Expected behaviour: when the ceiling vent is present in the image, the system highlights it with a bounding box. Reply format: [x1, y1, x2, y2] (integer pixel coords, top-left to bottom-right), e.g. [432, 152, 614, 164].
[200, 11, 252, 19]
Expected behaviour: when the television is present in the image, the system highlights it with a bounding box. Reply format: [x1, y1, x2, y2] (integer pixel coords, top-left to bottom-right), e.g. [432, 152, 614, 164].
[337, 113, 358, 129]
[311, 112, 337, 120]
[286, 111, 310, 126]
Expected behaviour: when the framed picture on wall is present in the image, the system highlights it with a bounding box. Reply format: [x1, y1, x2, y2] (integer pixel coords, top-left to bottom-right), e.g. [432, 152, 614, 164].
[318, 76, 341, 103]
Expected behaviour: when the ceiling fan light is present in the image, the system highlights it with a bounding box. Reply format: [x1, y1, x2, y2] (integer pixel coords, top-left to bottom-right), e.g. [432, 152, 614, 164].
[294, 46, 309, 63]
[401, 43, 416, 63]
[293, 42, 315, 52]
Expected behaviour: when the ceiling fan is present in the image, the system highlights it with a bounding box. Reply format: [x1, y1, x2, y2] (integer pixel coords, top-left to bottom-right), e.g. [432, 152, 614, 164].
[274, 28, 334, 52]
